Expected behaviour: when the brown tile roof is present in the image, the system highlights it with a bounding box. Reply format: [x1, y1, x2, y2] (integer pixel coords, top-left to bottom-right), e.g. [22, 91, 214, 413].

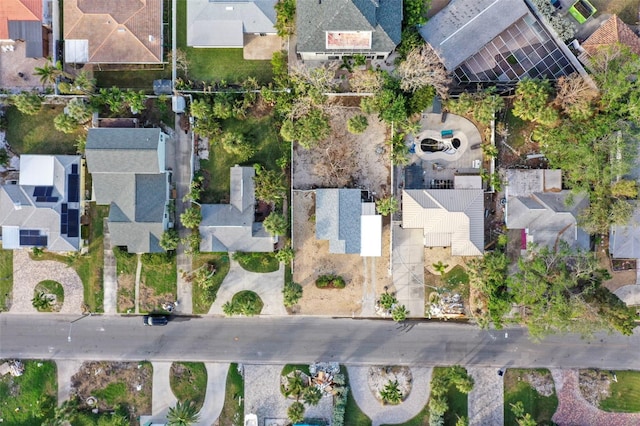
[582, 14, 640, 57]
[64, 0, 162, 63]
[0, 0, 42, 39]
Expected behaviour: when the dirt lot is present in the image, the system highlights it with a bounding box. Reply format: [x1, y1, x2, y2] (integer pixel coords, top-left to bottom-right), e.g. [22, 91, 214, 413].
[291, 103, 392, 315]
[292, 191, 391, 315]
[292, 107, 390, 196]
[71, 361, 152, 423]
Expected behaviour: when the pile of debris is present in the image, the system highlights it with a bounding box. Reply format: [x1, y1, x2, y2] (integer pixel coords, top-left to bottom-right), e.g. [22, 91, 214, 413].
[309, 362, 340, 394]
[428, 293, 465, 318]
[0, 359, 24, 377]
[579, 369, 613, 406]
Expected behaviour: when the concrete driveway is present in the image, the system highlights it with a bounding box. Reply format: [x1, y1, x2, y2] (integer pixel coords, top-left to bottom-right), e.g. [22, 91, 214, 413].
[391, 225, 425, 317]
[614, 284, 640, 306]
[209, 259, 286, 316]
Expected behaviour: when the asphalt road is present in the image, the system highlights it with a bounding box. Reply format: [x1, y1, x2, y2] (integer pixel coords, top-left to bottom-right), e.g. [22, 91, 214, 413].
[1, 315, 638, 369]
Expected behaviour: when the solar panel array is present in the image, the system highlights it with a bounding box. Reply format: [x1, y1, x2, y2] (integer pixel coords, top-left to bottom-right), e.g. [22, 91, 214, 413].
[33, 186, 53, 197]
[60, 204, 80, 238]
[19, 229, 47, 247]
[36, 196, 59, 203]
[68, 167, 80, 203]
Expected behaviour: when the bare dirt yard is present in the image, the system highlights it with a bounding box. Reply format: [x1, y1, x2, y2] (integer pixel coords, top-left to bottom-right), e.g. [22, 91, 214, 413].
[291, 102, 392, 315]
[71, 361, 152, 424]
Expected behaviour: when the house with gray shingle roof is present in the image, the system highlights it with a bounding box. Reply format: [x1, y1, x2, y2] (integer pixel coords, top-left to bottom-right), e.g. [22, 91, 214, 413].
[296, 0, 402, 61]
[315, 188, 381, 256]
[610, 202, 640, 259]
[0, 155, 82, 251]
[402, 177, 484, 256]
[419, 0, 582, 82]
[86, 128, 170, 253]
[505, 169, 589, 252]
[199, 166, 275, 252]
[187, 0, 277, 48]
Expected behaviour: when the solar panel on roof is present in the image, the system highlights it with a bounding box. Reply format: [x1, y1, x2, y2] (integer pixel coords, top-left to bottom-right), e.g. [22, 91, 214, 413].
[72, 164, 78, 174]
[68, 174, 80, 203]
[67, 209, 79, 238]
[62, 203, 68, 213]
[33, 187, 46, 196]
[45, 187, 53, 196]
[45, 196, 58, 203]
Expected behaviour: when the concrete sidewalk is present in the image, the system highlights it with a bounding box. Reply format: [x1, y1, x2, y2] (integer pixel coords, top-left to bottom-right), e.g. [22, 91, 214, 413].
[209, 260, 286, 316]
[56, 360, 83, 406]
[102, 218, 117, 314]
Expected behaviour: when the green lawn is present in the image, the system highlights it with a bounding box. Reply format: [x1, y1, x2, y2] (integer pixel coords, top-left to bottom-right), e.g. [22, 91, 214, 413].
[5, 105, 84, 155]
[191, 252, 230, 314]
[233, 252, 280, 273]
[28, 203, 108, 312]
[0, 360, 57, 423]
[504, 369, 558, 425]
[170, 362, 208, 412]
[200, 115, 286, 203]
[176, 0, 273, 84]
[343, 368, 372, 426]
[140, 253, 177, 312]
[114, 248, 138, 313]
[281, 364, 311, 377]
[0, 248, 13, 312]
[600, 370, 640, 412]
[94, 68, 170, 92]
[218, 363, 244, 426]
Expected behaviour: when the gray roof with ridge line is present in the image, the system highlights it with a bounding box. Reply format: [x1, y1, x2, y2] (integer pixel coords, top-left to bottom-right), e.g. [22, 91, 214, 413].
[315, 188, 362, 254]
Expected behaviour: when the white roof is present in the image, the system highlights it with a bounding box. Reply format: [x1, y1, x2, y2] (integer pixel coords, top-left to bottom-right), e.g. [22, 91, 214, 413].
[1, 226, 19, 249]
[19, 155, 55, 186]
[64, 39, 89, 63]
[360, 214, 382, 257]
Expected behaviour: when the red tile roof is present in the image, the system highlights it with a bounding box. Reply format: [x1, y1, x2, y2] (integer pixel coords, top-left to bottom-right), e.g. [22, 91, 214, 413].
[0, 0, 42, 39]
[582, 14, 640, 57]
[64, 0, 162, 63]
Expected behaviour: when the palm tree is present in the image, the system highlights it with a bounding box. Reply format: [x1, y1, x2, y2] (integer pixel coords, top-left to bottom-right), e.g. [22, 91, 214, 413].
[287, 401, 305, 424]
[379, 380, 403, 405]
[167, 400, 200, 426]
[33, 60, 70, 89]
[432, 261, 449, 275]
[391, 305, 409, 323]
[282, 371, 305, 401]
[32, 291, 53, 311]
[302, 385, 322, 406]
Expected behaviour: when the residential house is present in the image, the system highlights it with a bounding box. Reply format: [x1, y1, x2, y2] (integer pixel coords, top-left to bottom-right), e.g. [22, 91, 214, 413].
[419, 0, 583, 82]
[402, 176, 484, 256]
[187, 0, 276, 48]
[578, 14, 640, 66]
[505, 169, 589, 251]
[0, 0, 49, 57]
[85, 128, 170, 253]
[63, 0, 163, 64]
[316, 188, 382, 257]
[199, 166, 275, 252]
[609, 202, 640, 259]
[0, 155, 82, 251]
[296, 0, 402, 61]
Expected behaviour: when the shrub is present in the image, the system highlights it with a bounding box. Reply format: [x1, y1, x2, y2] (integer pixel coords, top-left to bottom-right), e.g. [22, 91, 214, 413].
[283, 281, 303, 307]
[332, 386, 349, 426]
[316, 274, 346, 289]
[379, 380, 403, 405]
[379, 292, 397, 310]
[347, 115, 369, 134]
[287, 401, 305, 424]
[222, 291, 263, 316]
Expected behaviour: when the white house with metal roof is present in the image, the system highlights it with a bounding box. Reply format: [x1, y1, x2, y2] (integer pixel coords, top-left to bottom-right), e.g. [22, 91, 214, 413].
[402, 175, 484, 257]
[315, 188, 382, 257]
[296, 0, 402, 61]
[0, 155, 82, 251]
[85, 128, 171, 254]
[199, 166, 275, 252]
[187, 0, 277, 48]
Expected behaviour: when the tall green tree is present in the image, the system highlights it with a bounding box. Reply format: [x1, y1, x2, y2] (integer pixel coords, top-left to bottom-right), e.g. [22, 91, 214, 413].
[375, 196, 399, 216]
[159, 229, 180, 251]
[512, 78, 559, 126]
[13, 92, 43, 115]
[180, 207, 202, 229]
[263, 212, 288, 236]
[54, 113, 79, 134]
[287, 401, 305, 424]
[253, 166, 287, 205]
[274, 0, 296, 37]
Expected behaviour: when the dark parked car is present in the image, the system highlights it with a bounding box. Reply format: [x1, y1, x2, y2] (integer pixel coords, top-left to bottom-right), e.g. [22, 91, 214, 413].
[143, 315, 168, 326]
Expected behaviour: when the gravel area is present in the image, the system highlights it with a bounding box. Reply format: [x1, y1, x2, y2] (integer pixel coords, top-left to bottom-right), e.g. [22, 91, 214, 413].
[468, 367, 504, 426]
[243, 364, 333, 424]
[551, 369, 640, 426]
[10, 250, 84, 314]
[347, 365, 432, 426]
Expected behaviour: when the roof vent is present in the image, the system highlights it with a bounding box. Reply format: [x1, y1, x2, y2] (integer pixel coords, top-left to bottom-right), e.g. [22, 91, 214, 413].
[118, 28, 126, 33]
[13, 201, 21, 210]
[149, 35, 155, 42]
[226, 6, 233, 10]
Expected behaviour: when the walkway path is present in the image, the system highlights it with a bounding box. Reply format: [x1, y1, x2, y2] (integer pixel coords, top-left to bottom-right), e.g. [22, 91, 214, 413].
[10, 250, 84, 314]
[244, 364, 332, 424]
[194, 363, 229, 426]
[209, 260, 285, 316]
[361, 257, 376, 316]
[102, 219, 117, 314]
[614, 284, 640, 307]
[134, 254, 142, 314]
[140, 362, 178, 426]
[347, 365, 432, 426]
[551, 369, 640, 426]
[468, 367, 504, 426]
[56, 359, 83, 406]
[174, 115, 194, 314]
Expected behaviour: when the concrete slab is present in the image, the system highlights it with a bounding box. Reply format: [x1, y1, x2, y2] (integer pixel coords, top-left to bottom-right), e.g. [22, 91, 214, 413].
[614, 284, 640, 306]
[243, 34, 283, 60]
[392, 224, 425, 317]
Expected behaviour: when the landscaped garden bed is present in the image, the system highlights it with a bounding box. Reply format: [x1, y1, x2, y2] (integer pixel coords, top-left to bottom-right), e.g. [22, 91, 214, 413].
[33, 280, 64, 312]
[316, 274, 346, 289]
[170, 362, 208, 412]
[504, 368, 558, 425]
[233, 251, 279, 273]
[190, 253, 230, 314]
[223, 290, 263, 316]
